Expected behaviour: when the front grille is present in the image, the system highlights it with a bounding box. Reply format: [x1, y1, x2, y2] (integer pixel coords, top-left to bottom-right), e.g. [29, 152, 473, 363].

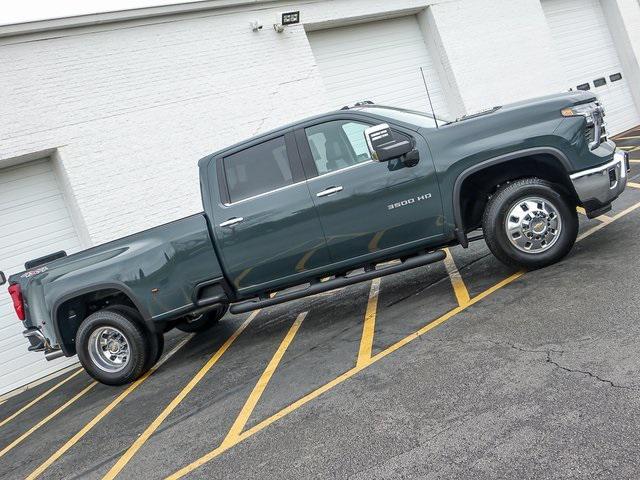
[585, 124, 595, 143]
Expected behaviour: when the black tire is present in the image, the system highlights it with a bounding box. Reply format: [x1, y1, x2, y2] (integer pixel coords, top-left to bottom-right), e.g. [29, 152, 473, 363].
[176, 304, 228, 333]
[76, 308, 150, 386]
[107, 305, 164, 370]
[482, 178, 578, 270]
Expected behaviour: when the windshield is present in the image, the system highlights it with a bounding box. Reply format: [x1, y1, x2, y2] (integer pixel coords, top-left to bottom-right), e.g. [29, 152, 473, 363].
[357, 106, 450, 128]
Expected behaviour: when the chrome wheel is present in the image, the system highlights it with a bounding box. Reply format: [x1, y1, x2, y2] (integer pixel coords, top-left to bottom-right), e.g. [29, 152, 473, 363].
[505, 197, 562, 253]
[88, 326, 130, 373]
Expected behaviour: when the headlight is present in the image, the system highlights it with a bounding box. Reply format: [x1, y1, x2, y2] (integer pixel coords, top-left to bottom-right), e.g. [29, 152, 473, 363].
[561, 102, 604, 125]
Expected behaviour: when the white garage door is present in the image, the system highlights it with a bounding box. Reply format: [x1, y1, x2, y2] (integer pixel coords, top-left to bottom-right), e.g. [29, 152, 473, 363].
[0, 160, 82, 395]
[542, 0, 640, 135]
[308, 16, 451, 119]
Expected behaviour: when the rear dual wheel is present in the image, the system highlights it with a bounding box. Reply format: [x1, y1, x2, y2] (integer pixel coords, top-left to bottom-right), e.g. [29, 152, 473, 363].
[76, 306, 163, 386]
[176, 304, 228, 333]
[482, 178, 578, 270]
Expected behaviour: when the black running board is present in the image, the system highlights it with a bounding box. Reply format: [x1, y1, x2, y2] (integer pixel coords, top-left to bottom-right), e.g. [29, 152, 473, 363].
[229, 249, 446, 314]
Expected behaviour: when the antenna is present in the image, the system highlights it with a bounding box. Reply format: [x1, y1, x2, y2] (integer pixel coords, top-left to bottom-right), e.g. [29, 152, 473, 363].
[420, 66, 439, 129]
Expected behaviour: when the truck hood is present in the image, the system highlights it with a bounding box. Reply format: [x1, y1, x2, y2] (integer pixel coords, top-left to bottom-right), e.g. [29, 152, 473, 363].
[447, 90, 596, 125]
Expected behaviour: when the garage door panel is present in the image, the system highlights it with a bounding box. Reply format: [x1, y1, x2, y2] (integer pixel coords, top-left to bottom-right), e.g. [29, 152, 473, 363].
[1, 356, 77, 396]
[0, 218, 75, 251]
[542, 0, 640, 134]
[1, 240, 81, 276]
[0, 159, 81, 395]
[0, 170, 60, 197]
[308, 16, 450, 117]
[0, 161, 52, 186]
[0, 317, 21, 343]
[0, 198, 73, 234]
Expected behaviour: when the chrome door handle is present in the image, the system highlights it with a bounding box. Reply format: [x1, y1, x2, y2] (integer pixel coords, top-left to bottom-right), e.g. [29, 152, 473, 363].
[316, 186, 343, 198]
[220, 217, 244, 227]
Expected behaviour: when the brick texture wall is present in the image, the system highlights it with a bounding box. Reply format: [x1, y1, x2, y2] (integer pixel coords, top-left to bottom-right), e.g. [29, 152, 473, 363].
[0, 8, 330, 244]
[1, 0, 637, 247]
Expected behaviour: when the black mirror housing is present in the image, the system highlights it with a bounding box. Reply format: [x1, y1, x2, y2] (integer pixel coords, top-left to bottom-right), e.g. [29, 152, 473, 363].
[0, 271, 6, 286]
[377, 140, 412, 162]
[364, 123, 413, 162]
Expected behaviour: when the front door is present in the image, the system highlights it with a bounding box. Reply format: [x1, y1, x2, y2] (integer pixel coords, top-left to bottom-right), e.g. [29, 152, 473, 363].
[297, 117, 444, 267]
[210, 131, 330, 295]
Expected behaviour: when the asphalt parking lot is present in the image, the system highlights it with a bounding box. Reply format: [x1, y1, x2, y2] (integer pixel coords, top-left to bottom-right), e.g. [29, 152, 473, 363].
[2, 128, 640, 480]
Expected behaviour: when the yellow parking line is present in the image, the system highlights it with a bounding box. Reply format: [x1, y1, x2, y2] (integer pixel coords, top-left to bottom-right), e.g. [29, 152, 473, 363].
[222, 311, 306, 445]
[26, 334, 194, 480]
[443, 248, 470, 306]
[616, 136, 640, 140]
[628, 182, 640, 189]
[166, 199, 640, 479]
[166, 272, 525, 480]
[356, 279, 380, 367]
[0, 368, 84, 429]
[577, 206, 613, 223]
[630, 159, 640, 164]
[0, 381, 97, 459]
[577, 198, 640, 242]
[103, 312, 258, 480]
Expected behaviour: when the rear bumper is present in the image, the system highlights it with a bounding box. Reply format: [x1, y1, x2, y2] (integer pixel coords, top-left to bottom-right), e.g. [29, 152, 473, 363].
[570, 149, 629, 216]
[23, 328, 65, 360]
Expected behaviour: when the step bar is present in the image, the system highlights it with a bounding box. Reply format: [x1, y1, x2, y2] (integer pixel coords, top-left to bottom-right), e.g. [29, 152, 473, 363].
[229, 249, 446, 314]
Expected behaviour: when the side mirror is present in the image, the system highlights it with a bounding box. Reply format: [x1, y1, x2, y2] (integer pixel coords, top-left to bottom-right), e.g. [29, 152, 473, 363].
[364, 123, 413, 162]
[0, 271, 6, 286]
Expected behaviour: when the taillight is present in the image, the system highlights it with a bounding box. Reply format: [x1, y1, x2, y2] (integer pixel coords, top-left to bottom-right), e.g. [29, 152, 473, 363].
[8, 284, 25, 321]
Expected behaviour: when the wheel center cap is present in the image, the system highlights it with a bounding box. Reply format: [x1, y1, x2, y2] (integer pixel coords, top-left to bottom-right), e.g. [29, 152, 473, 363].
[531, 219, 546, 234]
[107, 341, 120, 354]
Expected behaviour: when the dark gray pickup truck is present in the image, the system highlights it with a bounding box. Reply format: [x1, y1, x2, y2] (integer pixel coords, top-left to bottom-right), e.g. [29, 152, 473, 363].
[1, 91, 629, 386]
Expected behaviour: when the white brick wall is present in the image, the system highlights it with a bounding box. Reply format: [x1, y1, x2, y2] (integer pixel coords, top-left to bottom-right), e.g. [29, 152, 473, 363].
[0, 0, 446, 245]
[0, 8, 332, 244]
[428, 0, 565, 114]
[0, 0, 638, 248]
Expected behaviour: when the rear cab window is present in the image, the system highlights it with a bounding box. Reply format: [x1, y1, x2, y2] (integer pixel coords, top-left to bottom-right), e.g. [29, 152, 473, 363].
[222, 136, 293, 203]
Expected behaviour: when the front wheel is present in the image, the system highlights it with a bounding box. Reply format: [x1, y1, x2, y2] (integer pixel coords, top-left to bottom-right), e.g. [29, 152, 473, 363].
[482, 178, 578, 270]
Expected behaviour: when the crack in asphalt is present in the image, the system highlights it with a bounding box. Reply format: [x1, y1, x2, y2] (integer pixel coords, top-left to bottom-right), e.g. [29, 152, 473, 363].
[480, 339, 638, 391]
[433, 337, 638, 391]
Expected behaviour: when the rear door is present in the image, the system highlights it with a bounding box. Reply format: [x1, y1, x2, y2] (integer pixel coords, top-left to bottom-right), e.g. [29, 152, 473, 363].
[208, 130, 330, 295]
[296, 115, 445, 267]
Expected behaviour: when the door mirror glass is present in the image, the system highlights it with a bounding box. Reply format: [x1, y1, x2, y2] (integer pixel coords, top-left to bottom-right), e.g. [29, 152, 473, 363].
[0, 271, 6, 286]
[364, 123, 412, 162]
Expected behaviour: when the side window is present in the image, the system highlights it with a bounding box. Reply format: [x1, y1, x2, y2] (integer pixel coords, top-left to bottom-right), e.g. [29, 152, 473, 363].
[305, 120, 372, 175]
[223, 136, 293, 203]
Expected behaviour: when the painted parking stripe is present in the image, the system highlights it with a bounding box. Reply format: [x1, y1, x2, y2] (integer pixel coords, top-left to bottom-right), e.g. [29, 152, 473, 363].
[627, 182, 640, 189]
[26, 334, 194, 480]
[0, 368, 84, 429]
[0, 381, 97, 459]
[443, 248, 470, 306]
[166, 198, 640, 479]
[165, 272, 525, 480]
[356, 279, 380, 367]
[576, 206, 613, 223]
[222, 311, 307, 446]
[102, 311, 258, 480]
[579, 197, 640, 241]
